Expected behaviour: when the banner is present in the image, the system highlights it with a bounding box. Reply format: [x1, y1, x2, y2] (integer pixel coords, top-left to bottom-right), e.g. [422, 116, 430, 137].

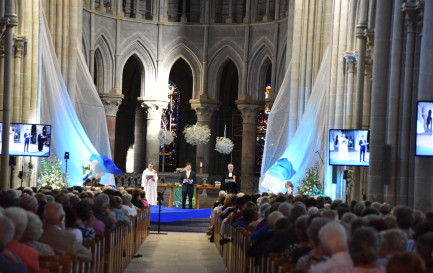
[173, 187, 196, 208]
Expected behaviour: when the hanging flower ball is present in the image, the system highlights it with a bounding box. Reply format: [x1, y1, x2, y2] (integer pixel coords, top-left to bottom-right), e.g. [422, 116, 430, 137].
[215, 137, 234, 154]
[183, 124, 211, 145]
[158, 130, 174, 146]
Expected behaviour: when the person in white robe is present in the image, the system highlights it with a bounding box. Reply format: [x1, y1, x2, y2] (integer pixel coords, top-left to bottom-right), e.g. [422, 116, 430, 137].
[141, 163, 158, 205]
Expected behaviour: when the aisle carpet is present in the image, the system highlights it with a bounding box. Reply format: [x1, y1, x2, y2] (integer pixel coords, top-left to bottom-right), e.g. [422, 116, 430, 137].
[149, 205, 212, 222]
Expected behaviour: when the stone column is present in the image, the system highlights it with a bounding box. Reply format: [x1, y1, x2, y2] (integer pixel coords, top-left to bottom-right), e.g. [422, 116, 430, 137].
[237, 101, 263, 192]
[263, 0, 270, 22]
[12, 37, 24, 122]
[354, 0, 368, 129]
[190, 100, 219, 173]
[180, 0, 187, 22]
[415, 0, 433, 212]
[344, 52, 356, 129]
[135, 0, 141, 18]
[99, 93, 124, 159]
[397, 1, 418, 206]
[226, 0, 233, 23]
[140, 100, 167, 172]
[367, 0, 393, 202]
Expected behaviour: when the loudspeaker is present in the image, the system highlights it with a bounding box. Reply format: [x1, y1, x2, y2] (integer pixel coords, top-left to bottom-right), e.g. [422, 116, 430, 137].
[332, 165, 338, 184]
[9, 156, 16, 166]
[343, 170, 349, 180]
[64, 152, 69, 159]
[383, 144, 391, 185]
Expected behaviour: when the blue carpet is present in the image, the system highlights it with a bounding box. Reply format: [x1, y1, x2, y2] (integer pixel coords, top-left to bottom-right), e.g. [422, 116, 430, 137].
[150, 205, 211, 222]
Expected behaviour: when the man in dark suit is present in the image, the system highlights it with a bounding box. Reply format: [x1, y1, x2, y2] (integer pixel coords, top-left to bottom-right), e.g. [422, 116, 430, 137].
[179, 162, 196, 209]
[220, 163, 241, 194]
[359, 135, 367, 162]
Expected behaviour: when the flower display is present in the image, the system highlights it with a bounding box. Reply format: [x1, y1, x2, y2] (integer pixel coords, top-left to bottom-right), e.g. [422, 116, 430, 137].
[296, 161, 323, 196]
[37, 157, 68, 190]
[183, 124, 211, 145]
[158, 130, 174, 146]
[215, 137, 234, 154]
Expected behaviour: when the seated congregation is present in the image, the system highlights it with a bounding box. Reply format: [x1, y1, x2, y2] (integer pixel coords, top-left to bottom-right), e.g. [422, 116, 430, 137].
[211, 192, 433, 273]
[0, 186, 151, 273]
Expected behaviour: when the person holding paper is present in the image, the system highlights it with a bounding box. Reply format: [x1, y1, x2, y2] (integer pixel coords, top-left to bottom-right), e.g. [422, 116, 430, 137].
[220, 163, 241, 194]
[179, 162, 196, 209]
[141, 163, 158, 205]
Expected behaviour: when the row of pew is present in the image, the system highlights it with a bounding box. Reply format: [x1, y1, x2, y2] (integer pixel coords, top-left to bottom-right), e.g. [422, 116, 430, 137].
[212, 211, 303, 273]
[31, 207, 150, 273]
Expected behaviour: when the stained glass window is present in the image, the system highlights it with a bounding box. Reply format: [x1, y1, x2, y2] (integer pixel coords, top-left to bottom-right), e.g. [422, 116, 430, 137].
[160, 81, 180, 170]
[256, 84, 271, 172]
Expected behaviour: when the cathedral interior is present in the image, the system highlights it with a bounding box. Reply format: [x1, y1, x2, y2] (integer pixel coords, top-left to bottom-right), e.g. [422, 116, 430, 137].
[1, 0, 433, 211]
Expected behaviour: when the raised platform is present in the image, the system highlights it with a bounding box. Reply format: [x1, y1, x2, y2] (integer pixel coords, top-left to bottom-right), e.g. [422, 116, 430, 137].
[149, 205, 211, 222]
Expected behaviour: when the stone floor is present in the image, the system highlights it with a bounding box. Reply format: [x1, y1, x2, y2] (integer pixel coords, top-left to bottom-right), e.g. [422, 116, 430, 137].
[123, 232, 229, 273]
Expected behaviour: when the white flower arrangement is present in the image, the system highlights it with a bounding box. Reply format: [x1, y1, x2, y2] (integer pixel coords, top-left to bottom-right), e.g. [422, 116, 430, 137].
[37, 157, 69, 190]
[183, 124, 211, 145]
[158, 130, 174, 145]
[215, 137, 234, 154]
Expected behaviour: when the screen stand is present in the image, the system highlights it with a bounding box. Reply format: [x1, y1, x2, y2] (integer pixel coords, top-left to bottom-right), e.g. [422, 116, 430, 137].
[9, 156, 16, 189]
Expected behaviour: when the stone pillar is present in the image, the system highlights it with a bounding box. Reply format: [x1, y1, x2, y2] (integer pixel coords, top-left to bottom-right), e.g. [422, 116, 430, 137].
[140, 100, 167, 171]
[244, 0, 251, 23]
[354, 0, 368, 129]
[263, 0, 270, 22]
[12, 37, 24, 122]
[415, 0, 433, 212]
[180, 0, 187, 22]
[396, 1, 418, 206]
[226, 0, 233, 23]
[135, 0, 141, 18]
[367, 0, 393, 202]
[190, 100, 219, 173]
[99, 93, 124, 159]
[237, 101, 263, 192]
[344, 52, 356, 129]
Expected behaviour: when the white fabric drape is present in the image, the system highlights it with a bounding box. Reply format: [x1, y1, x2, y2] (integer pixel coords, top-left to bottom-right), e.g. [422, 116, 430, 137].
[260, 47, 330, 193]
[40, 13, 114, 186]
[74, 43, 111, 158]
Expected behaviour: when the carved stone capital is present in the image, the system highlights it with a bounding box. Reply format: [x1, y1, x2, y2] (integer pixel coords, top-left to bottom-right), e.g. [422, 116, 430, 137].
[236, 100, 264, 125]
[190, 99, 219, 122]
[99, 93, 124, 117]
[139, 98, 168, 120]
[14, 37, 26, 58]
[403, 1, 420, 33]
[344, 51, 357, 73]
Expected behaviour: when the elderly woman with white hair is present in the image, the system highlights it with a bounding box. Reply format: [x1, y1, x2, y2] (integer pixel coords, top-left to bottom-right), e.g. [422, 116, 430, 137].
[21, 211, 55, 256]
[0, 216, 28, 273]
[3, 207, 39, 271]
[121, 194, 138, 217]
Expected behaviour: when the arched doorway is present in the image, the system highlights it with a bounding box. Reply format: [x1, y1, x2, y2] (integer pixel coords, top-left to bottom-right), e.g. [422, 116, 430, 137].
[210, 60, 242, 175]
[115, 55, 145, 172]
[162, 58, 196, 170]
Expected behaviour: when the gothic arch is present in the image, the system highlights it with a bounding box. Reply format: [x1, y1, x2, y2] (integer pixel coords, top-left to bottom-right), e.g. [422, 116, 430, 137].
[207, 45, 243, 100]
[248, 44, 273, 100]
[119, 40, 157, 98]
[94, 35, 114, 92]
[119, 32, 157, 58]
[160, 44, 202, 99]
